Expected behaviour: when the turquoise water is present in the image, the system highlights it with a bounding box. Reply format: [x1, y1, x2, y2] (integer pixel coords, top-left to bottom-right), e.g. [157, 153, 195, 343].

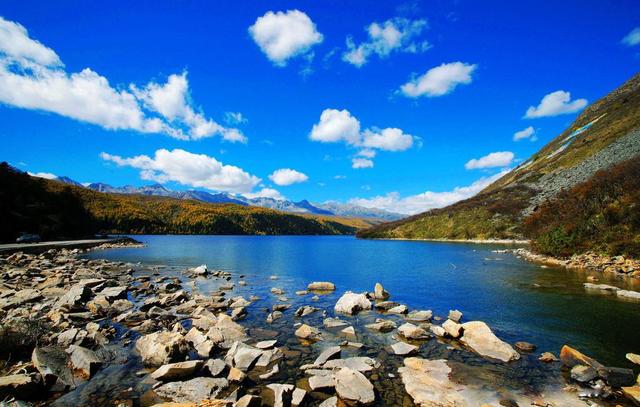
[87, 235, 640, 370]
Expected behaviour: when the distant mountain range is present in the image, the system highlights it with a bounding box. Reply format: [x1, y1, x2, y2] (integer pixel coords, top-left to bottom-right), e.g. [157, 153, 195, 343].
[50, 178, 404, 221]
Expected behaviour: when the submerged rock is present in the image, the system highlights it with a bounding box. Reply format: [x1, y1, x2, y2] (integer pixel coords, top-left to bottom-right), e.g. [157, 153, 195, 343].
[334, 367, 375, 404]
[405, 310, 432, 322]
[459, 321, 519, 362]
[398, 358, 466, 407]
[334, 291, 371, 315]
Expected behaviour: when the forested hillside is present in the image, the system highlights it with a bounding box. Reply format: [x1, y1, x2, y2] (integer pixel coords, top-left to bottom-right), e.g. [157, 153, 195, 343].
[0, 163, 369, 242]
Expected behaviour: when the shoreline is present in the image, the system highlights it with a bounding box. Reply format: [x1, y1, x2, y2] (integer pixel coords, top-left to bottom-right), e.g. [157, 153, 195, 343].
[513, 247, 640, 279]
[364, 236, 530, 245]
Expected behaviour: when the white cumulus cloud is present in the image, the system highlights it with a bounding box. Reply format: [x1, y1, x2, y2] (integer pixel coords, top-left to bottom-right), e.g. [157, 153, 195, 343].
[352, 158, 374, 169]
[348, 170, 508, 215]
[268, 168, 309, 186]
[100, 149, 260, 194]
[465, 151, 514, 170]
[249, 10, 323, 66]
[513, 126, 537, 142]
[524, 90, 587, 118]
[310, 108, 361, 144]
[309, 108, 416, 168]
[343, 18, 429, 67]
[400, 62, 477, 98]
[0, 16, 244, 142]
[622, 27, 640, 46]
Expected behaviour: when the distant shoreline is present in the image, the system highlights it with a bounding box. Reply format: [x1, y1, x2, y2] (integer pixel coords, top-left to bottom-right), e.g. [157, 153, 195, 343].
[364, 237, 530, 245]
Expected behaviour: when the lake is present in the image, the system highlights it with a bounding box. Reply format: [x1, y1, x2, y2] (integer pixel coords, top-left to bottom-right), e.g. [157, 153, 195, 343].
[86, 234, 640, 370]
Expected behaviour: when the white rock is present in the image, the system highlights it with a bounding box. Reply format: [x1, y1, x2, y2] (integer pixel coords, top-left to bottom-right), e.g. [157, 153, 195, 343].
[334, 291, 371, 315]
[460, 321, 520, 362]
[334, 367, 375, 404]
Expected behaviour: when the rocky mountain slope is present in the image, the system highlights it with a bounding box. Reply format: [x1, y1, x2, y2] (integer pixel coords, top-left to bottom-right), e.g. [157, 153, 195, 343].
[359, 73, 640, 257]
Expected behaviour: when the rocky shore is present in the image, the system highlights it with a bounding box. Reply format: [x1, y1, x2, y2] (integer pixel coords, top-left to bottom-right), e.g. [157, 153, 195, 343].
[514, 248, 640, 279]
[1, 245, 639, 406]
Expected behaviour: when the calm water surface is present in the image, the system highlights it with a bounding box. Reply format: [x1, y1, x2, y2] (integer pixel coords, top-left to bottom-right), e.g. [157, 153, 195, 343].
[87, 235, 640, 369]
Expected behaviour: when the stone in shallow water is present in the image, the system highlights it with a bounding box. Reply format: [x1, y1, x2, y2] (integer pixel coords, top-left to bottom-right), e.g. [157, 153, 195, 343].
[308, 281, 336, 291]
[151, 360, 203, 382]
[398, 322, 428, 340]
[323, 317, 348, 328]
[365, 319, 396, 332]
[398, 358, 466, 407]
[334, 291, 371, 315]
[295, 305, 319, 317]
[460, 321, 520, 362]
[442, 319, 462, 338]
[559, 345, 603, 369]
[448, 309, 462, 322]
[387, 304, 408, 314]
[626, 353, 640, 365]
[334, 367, 375, 404]
[323, 357, 379, 372]
[514, 341, 536, 352]
[255, 340, 277, 349]
[374, 282, 390, 299]
[570, 365, 597, 383]
[390, 341, 419, 356]
[295, 324, 323, 342]
[309, 374, 335, 391]
[405, 310, 432, 322]
[154, 377, 228, 403]
[539, 352, 558, 362]
[314, 346, 341, 365]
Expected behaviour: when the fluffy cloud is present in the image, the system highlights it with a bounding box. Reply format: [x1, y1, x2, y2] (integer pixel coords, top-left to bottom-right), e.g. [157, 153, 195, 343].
[524, 90, 587, 118]
[309, 108, 415, 168]
[465, 151, 514, 170]
[513, 126, 537, 142]
[132, 73, 247, 142]
[268, 168, 309, 186]
[243, 188, 285, 200]
[361, 128, 413, 151]
[310, 109, 361, 144]
[100, 149, 260, 193]
[352, 158, 374, 169]
[28, 171, 56, 179]
[400, 62, 477, 98]
[343, 18, 429, 67]
[349, 170, 508, 215]
[0, 17, 243, 142]
[249, 10, 323, 66]
[622, 27, 640, 46]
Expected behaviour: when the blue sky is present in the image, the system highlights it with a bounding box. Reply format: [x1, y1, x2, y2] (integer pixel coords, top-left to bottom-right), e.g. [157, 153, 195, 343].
[1, 1, 639, 214]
